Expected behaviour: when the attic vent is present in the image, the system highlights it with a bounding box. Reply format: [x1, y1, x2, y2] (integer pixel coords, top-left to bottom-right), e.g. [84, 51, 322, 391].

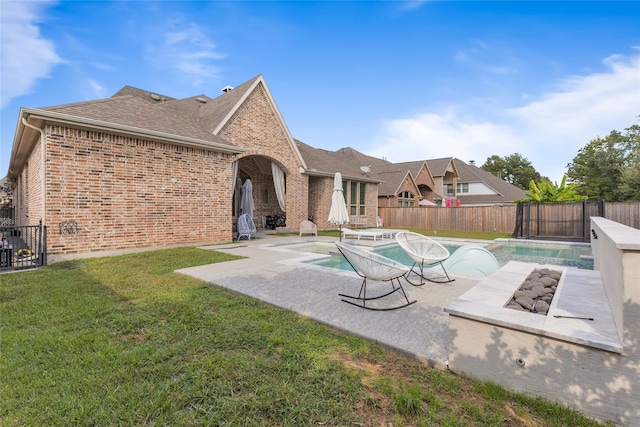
[469, 160, 476, 166]
[196, 97, 207, 103]
[150, 93, 161, 101]
[221, 85, 234, 94]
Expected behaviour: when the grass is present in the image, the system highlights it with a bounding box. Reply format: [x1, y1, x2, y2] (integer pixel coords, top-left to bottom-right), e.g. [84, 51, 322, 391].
[0, 246, 606, 426]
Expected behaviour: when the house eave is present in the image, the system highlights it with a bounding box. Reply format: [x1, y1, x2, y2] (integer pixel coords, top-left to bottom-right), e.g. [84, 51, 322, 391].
[303, 169, 382, 184]
[8, 108, 245, 180]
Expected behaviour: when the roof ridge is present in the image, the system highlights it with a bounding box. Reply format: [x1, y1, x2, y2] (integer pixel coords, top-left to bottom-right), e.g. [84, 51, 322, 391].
[43, 95, 135, 111]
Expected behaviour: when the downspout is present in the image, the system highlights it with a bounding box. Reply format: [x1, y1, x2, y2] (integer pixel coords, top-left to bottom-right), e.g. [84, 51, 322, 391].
[21, 117, 46, 226]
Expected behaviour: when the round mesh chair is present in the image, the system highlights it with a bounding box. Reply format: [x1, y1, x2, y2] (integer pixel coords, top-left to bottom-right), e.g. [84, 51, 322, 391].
[237, 214, 257, 241]
[335, 242, 417, 311]
[395, 231, 454, 285]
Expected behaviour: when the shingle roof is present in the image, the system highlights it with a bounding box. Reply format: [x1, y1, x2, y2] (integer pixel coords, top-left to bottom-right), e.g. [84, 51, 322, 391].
[41, 95, 235, 147]
[296, 140, 388, 181]
[377, 160, 436, 192]
[426, 158, 455, 177]
[156, 75, 261, 133]
[453, 158, 527, 203]
[112, 85, 177, 103]
[376, 170, 414, 196]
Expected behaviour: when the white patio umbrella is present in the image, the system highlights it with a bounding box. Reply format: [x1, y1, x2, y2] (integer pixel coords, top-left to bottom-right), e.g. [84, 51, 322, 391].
[328, 172, 350, 241]
[240, 179, 255, 219]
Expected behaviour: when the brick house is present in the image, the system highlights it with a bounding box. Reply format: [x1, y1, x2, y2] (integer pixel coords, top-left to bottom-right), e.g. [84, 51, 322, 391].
[7, 74, 524, 256]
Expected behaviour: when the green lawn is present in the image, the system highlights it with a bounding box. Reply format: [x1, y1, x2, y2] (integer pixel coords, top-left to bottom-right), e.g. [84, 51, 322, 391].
[1, 247, 606, 426]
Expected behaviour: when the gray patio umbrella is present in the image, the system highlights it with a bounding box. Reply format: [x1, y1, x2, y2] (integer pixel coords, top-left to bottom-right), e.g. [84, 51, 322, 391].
[240, 179, 255, 219]
[328, 172, 350, 241]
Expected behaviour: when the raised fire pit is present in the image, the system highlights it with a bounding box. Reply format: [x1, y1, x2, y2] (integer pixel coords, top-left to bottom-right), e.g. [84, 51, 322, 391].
[506, 268, 561, 315]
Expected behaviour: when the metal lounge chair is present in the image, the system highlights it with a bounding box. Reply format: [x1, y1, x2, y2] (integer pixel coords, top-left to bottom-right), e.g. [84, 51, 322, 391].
[335, 242, 417, 311]
[395, 231, 455, 285]
[341, 227, 384, 241]
[237, 213, 257, 241]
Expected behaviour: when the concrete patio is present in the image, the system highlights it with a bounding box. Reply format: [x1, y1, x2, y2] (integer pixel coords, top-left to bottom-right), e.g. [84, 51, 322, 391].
[175, 234, 482, 368]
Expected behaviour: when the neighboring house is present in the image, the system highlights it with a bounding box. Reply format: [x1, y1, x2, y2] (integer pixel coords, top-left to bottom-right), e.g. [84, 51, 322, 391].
[452, 159, 527, 206]
[377, 160, 440, 207]
[7, 74, 526, 256]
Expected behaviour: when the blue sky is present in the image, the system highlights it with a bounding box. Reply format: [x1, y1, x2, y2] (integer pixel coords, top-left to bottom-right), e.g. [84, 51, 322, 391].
[2, 1, 639, 183]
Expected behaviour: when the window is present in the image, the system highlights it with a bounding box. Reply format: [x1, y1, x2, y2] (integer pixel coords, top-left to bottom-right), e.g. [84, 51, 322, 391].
[397, 191, 415, 207]
[456, 183, 469, 193]
[346, 180, 366, 216]
[443, 184, 454, 195]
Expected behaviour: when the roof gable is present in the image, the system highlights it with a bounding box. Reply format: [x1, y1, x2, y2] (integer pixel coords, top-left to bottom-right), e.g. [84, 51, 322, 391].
[453, 158, 527, 202]
[426, 157, 457, 177]
[376, 169, 419, 197]
[154, 76, 261, 134]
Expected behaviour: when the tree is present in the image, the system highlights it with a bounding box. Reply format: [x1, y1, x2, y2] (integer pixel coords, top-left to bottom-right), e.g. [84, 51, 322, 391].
[481, 153, 544, 190]
[566, 123, 640, 201]
[0, 177, 13, 206]
[524, 175, 586, 203]
[617, 124, 640, 201]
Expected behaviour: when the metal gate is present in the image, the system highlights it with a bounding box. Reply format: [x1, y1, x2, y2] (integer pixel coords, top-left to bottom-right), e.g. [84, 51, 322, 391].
[1, 221, 47, 271]
[512, 200, 605, 242]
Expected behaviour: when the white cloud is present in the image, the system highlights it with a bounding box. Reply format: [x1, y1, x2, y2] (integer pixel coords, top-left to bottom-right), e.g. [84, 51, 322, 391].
[88, 80, 106, 99]
[146, 23, 225, 86]
[370, 110, 520, 163]
[0, 0, 62, 109]
[369, 52, 640, 183]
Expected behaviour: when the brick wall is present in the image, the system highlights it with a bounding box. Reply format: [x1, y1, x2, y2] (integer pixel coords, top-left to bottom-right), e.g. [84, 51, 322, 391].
[217, 83, 309, 229]
[15, 138, 44, 227]
[308, 176, 334, 228]
[44, 126, 235, 254]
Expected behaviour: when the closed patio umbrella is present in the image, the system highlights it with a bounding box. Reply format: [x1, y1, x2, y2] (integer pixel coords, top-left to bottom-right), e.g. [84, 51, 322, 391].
[328, 172, 350, 241]
[240, 179, 255, 219]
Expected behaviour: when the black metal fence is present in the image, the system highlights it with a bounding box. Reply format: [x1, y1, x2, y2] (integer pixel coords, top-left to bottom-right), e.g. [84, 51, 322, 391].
[513, 200, 605, 242]
[1, 221, 47, 271]
[0, 206, 14, 226]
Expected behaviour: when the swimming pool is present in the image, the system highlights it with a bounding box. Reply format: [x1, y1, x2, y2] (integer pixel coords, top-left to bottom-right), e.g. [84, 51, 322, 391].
[277, 239, 593, 273]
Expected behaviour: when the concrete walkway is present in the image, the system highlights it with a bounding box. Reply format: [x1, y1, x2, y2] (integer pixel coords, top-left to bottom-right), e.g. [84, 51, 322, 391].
[176, 234, 481, 367]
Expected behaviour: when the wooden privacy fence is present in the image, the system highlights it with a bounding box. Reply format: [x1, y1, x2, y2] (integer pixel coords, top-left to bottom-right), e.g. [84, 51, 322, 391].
[378, 205, 517, 234]
[605, 202, 640, 230]
[378, 201, 640, 238]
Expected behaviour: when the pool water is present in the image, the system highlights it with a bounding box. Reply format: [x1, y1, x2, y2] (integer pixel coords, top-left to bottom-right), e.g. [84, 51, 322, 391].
[486, 240, 593, 269]
[279, 240, 593, 272]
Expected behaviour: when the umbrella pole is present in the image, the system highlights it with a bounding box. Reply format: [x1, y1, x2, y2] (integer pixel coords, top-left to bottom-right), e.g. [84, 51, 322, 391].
[339, 224, 342, 242]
